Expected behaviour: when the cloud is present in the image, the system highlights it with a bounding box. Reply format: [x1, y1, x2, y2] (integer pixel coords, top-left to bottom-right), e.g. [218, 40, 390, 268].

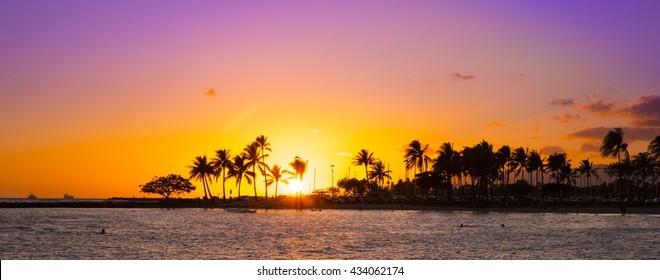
[541, 146, 567, 155]
[509, 72, 528, 79]
[448, 72, 475, 81]
[422, 79, 436, 85]
[487, 121, 506, 128]
[549, 98, 575, 106]
[625, 95, 660, 127]
[580, 142, 600, 152]
[309, 129, 319, 134]
[337, 152, 352, 157]
[552, 113, 582, 124]
[203, 87, 216, 98]
[532, 124, 540, 132]
[566, 126, 660, 141]
[581, 100, 615, 116]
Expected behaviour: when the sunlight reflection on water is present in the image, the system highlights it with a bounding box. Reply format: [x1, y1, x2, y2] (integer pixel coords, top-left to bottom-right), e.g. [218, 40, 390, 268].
[0, 208, 658, 259]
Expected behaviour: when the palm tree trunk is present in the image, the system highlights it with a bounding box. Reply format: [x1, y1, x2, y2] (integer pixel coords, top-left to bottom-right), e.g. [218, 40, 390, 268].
[253, 165, 258, 201]
[275, 180, 279, 199]
[222, 169, 227, 203]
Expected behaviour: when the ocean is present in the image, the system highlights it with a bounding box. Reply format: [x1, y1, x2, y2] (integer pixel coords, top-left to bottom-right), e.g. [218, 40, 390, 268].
[1, 208, 658, 259]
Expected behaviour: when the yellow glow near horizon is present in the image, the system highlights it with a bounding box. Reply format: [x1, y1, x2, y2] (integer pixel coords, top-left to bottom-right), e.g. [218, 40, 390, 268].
[288, 179, 302, 194]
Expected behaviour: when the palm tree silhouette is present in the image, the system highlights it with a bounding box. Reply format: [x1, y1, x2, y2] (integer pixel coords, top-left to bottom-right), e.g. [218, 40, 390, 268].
[353, 149, 377, 182]
[649, 135, 660, 159]
[255, 135, 272, 200]
[600, 128, 629, 202]
[243, 142, 263, 200]
[435, 142, 460, 202]
[512, 147, 528, 183]
[228, 154, 254, 199]
[211, 149, 232, 203]
[289, 156, 308, 204]
[264, 164, 292, 199]
[188, 156, 214, 200]
[368, 161, 391, 188]
[527, 150, 544, 198]
[547, 152, 569, 184]
[404, 140, 431, 196]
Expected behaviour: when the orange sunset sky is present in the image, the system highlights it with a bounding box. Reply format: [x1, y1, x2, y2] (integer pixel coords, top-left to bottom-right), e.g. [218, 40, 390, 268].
[1, 0, 659, 198]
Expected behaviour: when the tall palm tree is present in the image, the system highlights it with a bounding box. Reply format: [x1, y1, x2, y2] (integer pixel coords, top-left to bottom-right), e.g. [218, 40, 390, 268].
[512, 147, 528, 183]
[243, 142, 262, 200]
[547, 152, 569, 184]
[188, 155, 214, 199]
[495, 145, 512, 187]
[255, 135, 272, 200]
[368, 161, 392, 188]
[228, 154, 254, 199]
[527, 150, 544, 199]
[210, 149, 232, 203]
[353, 149, 377, 182]
[600, 128, 628, 202]
[435, 142, 461, 201]
[577, 159, 598, 188]
[289, 156, 308, 201]
[648, 135, 660, 198]
[264, 164, 291, 199]
[404, 140, 431, 181]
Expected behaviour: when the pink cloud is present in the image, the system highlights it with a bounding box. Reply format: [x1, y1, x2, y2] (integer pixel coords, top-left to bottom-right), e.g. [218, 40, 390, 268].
[448, 72, 475, 81]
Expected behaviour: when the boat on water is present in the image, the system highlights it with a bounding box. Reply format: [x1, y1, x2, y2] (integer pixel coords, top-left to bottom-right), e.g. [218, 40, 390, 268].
[27, 193, 37, 199]
[225, 208, 256, 214]
[63, 194, 74, 200]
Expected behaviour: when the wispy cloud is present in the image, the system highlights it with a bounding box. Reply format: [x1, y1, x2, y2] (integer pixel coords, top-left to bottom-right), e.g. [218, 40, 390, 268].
[580, 142, 600, 152]
[566, 126, 660, 141]
[487, 121, 506, 128]
[448, 72, 475, 81]
[337, 151, 352, 157]
[541, 146, 566, 155]
[532, 124, 540, 133]
[549, 98, 575, 106]
[203, 87, 216, 98]
[422, 79, 436, 85]
[509, 72, 528, 79]
[552, 113, 582, 124]
[581, 100, 615, 116]
[578, 95, 660, 127]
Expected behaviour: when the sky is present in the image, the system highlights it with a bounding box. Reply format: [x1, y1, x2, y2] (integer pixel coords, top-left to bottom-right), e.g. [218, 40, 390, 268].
[1, 0, 659, 198]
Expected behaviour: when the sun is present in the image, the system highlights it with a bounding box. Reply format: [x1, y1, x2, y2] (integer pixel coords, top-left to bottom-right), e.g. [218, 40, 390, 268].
[289, 179, 302, 194]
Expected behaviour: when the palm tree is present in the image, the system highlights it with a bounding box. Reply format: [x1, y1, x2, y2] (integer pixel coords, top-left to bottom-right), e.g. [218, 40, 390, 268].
[404, 140, 431, 176]
[600, 128, 629, 202]
[632, 152, 653, 201]
[462, 140, 497, 202]
[264, 164, 291, 199]
[368, 161, 392, 188]
[228, 154, 254, 199]
[255, 135, 272, 200]
[512, 147, 528, 183]
[577, 159, 598, 199]
[289, 156, 308, 203]
[577, 159, 598, 187]
[188, 156, 214, 200]
[353, 149, 377, 182]
[243, 142, 262, 200]
[210, 149, 232, 203]
[435, 142, 460, 201]
[648, 135, 660, 159]
[648, 135, 660, 198]
[527, 150, 544, 199]
[547, 152, 569, 184]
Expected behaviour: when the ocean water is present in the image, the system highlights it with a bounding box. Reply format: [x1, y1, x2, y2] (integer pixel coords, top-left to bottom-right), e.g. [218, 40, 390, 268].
[0, 208, 658, 259]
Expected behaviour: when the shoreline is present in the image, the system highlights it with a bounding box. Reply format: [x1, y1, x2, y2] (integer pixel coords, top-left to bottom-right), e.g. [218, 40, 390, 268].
[1, 197, 659, 215]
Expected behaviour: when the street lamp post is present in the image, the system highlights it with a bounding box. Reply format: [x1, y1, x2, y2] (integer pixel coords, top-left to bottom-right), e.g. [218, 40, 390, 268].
[331, 165, 335, 197]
